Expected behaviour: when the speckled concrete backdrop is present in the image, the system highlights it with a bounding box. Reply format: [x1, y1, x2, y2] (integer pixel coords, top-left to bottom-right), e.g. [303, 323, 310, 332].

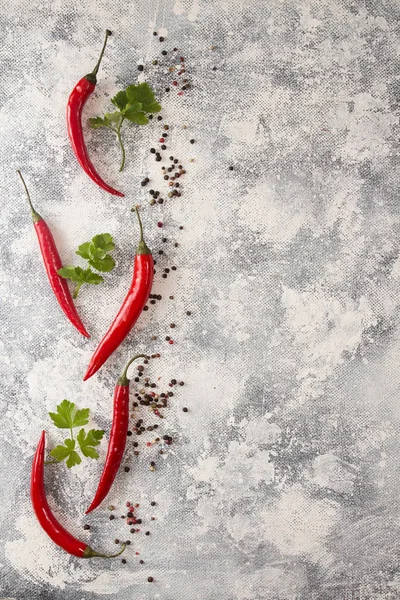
[2, 0, 400, 598]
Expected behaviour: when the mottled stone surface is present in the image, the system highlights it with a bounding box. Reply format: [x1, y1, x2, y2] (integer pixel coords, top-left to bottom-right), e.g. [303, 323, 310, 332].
[2, 0, 400, 598]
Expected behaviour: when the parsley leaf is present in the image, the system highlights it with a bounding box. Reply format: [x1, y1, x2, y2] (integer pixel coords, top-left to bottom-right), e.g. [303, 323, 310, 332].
[88, 116, 110, 129]
[105, 111, 122, 124]
[50, 439, 82, 469]
[90, 81, 161, 171]
[76, 241, 92, 260]
[126, 82, 161, 113]
[89, 254, 115, 273]
[49, 399, 78, 429]
[124, 109, 149, 125]
[48, 402, 104, 469]
[49, 400, 89, 430]
[77, 428, 105, 459]
[111, 90, 129, 111]
[58, 266, 104, 298]
[91, 233, 115, 253]
[60, 233, 116, 297]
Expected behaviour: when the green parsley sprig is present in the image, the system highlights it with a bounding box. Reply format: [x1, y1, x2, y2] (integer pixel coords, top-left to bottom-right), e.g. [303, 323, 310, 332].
[58, 233, 115, 298]
[89, 82, 161, 171]
[48, 399, 105, 468]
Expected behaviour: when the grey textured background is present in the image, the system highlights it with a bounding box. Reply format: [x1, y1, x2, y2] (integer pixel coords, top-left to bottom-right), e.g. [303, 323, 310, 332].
[2, 0, 400, 598]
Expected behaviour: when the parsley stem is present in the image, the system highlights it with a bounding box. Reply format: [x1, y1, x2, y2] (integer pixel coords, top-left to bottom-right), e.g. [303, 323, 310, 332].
[73, 282, 83, 299]
[116, 119, 126, 172]
[70, 426, 74, 442]
[44, 460, 59, 465]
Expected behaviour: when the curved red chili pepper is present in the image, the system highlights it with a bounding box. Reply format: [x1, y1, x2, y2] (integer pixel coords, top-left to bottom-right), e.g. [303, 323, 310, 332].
[17, 170, 90, 339]
[31, 431, 126, 558]
[67, 30, 124, 197]
[83, 207, 153, 381]
[86, 354, 148, 514]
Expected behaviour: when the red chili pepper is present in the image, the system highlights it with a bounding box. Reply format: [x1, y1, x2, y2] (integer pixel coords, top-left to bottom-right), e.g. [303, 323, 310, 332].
[86, 354, 148, 514]
[67, 30, 124, 197]
[17, 170, 90, 339]
[31, 431, 126, 558]
[83, 207, 153, 380]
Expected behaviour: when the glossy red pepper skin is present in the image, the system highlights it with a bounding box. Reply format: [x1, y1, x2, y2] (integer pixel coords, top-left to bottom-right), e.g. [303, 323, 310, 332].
[18, 171, 89, 338]
[67, 30, 124, 197]
[31, 432, 126, 558]
[86, 354, 148, 513]
[83, 209, 153, 381]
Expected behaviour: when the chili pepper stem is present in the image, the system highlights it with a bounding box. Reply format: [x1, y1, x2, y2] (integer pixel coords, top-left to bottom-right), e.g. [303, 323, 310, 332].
[17, 170, 41, 223]
[91, 30, 112, 77]
[130, 206, 151, 255]
[84, 542, 127, 559]
[118, 353, 149, 385]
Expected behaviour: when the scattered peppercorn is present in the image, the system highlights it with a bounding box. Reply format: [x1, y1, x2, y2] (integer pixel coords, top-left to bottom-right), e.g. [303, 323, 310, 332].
[150, 148, 156, 154]
[157, 115, 163, 120]
[83, 524, 90, 530]
[138, 65, 144, 71]
[183, 407, 188, 412]
[161, 144, 167, 150]
[109, 514, 115, 520]
[190, 139, 195, 144]
[148, 576, 154, 582]
[159, 36, 164, 42]
[161, 50, 167, 55]
[229, 165, 234, 170]
[124, 466, 130, 473]
[115, 539, 120, 544]
[151, 501, 156, 506]
[121, 558, 127, 564]
[145, 531, 150, 536]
